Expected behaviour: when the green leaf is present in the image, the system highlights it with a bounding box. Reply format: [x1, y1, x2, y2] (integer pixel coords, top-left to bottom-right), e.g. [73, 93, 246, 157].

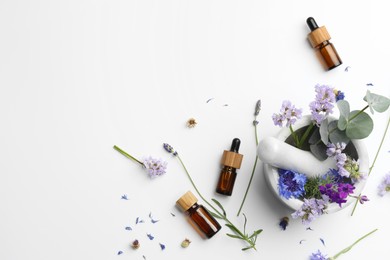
[242, 213, 248, 234]
[364, 90, 390, 113]
[209, 212, 223, 219]
[225, 224, 241, 235]
[211, 198, 226, 217]
[242, 246, 253, 251]
[226, 233, 242, 239]
[328, 120, 350, 144]
[338, 115, 348, 131]
[310, 143, 328, 161]
[248, 229, 263, 239]
[345, 110, 373, 139]
[319, 118, 330, 144]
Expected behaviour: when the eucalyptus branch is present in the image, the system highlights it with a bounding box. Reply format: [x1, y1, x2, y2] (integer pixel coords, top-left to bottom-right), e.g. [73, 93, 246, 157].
[163, 143, 262, 251]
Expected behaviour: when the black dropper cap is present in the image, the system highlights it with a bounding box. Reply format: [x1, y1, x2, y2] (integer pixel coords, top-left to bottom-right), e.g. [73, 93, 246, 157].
[306, 17, 319, 31]
[230, 138, 241, 153]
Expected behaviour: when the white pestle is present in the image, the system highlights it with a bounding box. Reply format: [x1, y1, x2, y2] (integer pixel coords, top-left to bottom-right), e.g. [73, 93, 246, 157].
[257, 136, 336, 177]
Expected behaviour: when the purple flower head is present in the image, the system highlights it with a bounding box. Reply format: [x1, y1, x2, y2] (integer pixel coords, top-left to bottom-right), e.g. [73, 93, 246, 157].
[310, 84, 336, 125]
[291, 197, 329, 225]
[319, 182, 355, 207]
[326, 142, 346, 157]
[310, 250, 328, 260]
[272, 100, 302, 128]
[163, 143, 178, 156]
[278, 169, 307, 199]
[359, 195, 369, 204]
[378, 172, 390, 196]
[142, 156, 168, 178]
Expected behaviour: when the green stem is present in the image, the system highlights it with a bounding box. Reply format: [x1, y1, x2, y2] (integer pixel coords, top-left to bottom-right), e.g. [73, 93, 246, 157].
[298, 123, 315, 148]
[348, 105, 369, 122]
[113, 145, 143, 165]
[175, 154, 256, 250]
[330, 229, 378, 259]
[351, 114, 390, 216]
[236, 123, 259, 217]
[289, 125, 300, 147]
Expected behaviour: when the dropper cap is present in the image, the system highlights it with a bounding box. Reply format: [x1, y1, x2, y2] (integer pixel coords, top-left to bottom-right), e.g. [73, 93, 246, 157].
[306, 17, 331, 48]
[221, 138, 243, 169]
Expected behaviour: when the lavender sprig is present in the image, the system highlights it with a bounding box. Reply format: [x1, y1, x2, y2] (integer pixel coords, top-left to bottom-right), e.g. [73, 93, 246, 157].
[163, 143, 262, 251]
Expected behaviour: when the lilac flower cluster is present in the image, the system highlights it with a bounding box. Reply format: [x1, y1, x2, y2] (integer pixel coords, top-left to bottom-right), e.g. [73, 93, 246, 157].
[319, 183, 355, 207]
[378, 172, 390, 196]
[309, 84, 336, 125]
[291, 197, 329, 225]
[272, 100, 303, 127]
[278, 169, 307, 199]
[326, 142, 350, 177]
[142, 156, 168, 178]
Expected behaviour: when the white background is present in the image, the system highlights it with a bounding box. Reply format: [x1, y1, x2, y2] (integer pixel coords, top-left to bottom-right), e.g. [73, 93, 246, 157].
[1, 0, 389, 259]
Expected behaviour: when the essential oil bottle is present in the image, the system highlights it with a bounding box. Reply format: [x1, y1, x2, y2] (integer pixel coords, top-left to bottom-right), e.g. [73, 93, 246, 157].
[306, 17, 342, 70]
[176, 191, 221, 238]
[216, 138, 243, 196]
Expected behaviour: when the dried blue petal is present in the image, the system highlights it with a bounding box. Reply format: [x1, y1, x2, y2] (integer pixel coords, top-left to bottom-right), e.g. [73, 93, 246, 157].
[170, 212, 176, 217]
[159, 243, 166, 250]
[306, 227, 314, 231]
[344, 66, 351, 72]
[121, 195, 128, 200]
[299, 240, 306, 244]
[125, 226, 132, 231]
[142, 256, 146, 260]
[367, 83, 374, 86]
[320, 238, 325, 246]
[206, 98, 214, 103]
[147, 233, 154, 240]
[149, 212, 159, 224]
[223, 104, 228, 107]
[117, 251, 123, 255]
[136, 217, 144, 224]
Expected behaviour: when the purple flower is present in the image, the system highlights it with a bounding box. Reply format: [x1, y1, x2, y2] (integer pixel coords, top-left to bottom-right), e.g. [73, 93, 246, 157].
[278, 169, 307, 199]
[326, 143, 350, 177]
[272, 100, 302, 127]
[142, 156, 168, 178]
[335, 90, 345, 101]
[163, 143, 178, 156]
[319, 182, 355, 207]
[291, 197, 329, 225]
[309, 84, 336, 125]
[326, 142, 346, 157]
[310, 250, 328, 260]
[359, 195, 369, 204]
[378, 173, 390, 196]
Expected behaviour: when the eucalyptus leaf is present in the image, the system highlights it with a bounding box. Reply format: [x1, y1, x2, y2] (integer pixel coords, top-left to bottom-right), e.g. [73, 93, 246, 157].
[364, 90, 390, 114]
[345, 110, 373, 139]
[310, 143, 328, 161]
[319, 118, 330, 144]
[328, 120, 350, 144]
[338, 115, 348, 131]
[337, 100, 351, 118]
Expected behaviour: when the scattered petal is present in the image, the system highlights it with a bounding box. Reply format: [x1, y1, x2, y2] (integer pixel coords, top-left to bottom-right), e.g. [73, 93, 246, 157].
[170, 212, 176, 217]
[181, 238, 191, 248]
[306, 227, 314, 231]
[147, 233, 154, 240]
[206, 98, 214, 103]
[136, 217, 144, 224]
[223, 104, 229, 107]
[117, 251, 123, 255]
[299, 239, 306, 244]
[149, 212, 159, 224]
[159, 243, 166, 250]
[344, 66, 351, 72]
[121, 195, 128, 200]
[310, 249, 327, 260]
[125, 226, 132, 231]
[320, 238, 325, 246]
[131, 239, 140, 249]
[279, 216, 289, 230]
[142, 256, 146, 260]
[366, 83, 374, 86]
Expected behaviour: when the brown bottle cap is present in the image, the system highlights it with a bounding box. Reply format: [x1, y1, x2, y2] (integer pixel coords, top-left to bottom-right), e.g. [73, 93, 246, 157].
[308, 26, 331, 48]
[221, 150, 243, 169]
[177, 191, 198, 211]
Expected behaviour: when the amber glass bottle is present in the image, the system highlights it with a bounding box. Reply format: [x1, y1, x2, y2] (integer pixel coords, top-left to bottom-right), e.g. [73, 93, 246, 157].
[177, 191, 221, 238]
[216, 138, 243, 196]
[306, 17, 342, 70]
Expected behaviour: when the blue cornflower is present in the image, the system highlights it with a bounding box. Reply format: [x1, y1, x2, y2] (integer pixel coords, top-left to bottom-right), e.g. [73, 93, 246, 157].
[310, 250, 328, 260]
[278, 169, 307, 199]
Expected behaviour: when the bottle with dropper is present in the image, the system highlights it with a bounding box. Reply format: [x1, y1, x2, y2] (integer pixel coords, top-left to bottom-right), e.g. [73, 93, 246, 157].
[216, 138, 243, 196]
[306, 17, 342, 70]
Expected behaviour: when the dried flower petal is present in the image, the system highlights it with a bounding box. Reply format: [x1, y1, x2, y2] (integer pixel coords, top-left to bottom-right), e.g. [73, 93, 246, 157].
[125, 226, 132, 231]
[117, 251, 123, 255]
[121, 195, 128, 200]
[279, 216, 289, 230]
[149, 212, 159, 223]
[159, 243, 166, 250]
[135, 217, 144, 224]
[320, 238, 325, 246]
[146, 233, 154, 240]
[181, 238, 191, 248]
[186, 118, 197, 128]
